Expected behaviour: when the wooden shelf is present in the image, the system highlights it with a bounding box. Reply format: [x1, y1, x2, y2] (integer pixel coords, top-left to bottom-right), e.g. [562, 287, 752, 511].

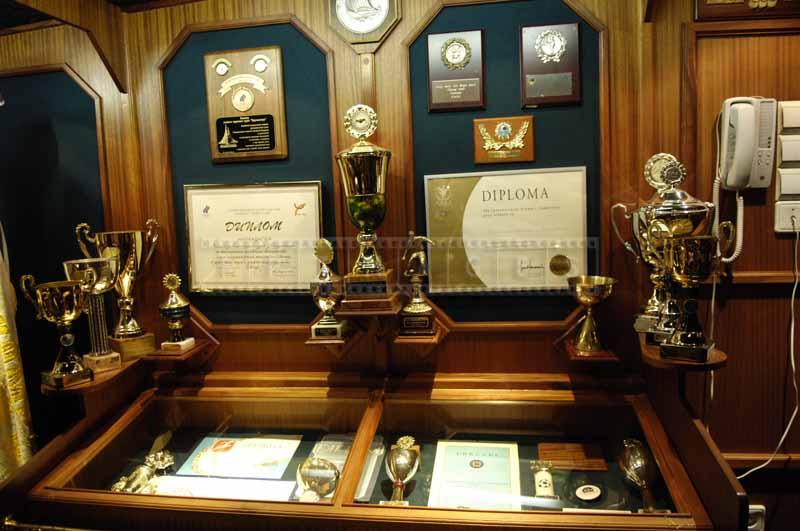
[41, 359, 142, 396]
[639, 334, 727, 371]
[391, 318, 449, 359]
[145, 338, 216, 370]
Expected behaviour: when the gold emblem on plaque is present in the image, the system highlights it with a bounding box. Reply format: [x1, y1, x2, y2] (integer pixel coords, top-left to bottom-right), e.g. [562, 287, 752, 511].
[535, 29, 567, 63]
[478, 121, 529, 151]
[441, 37, 471, 70]
[549, 254, 572, 276]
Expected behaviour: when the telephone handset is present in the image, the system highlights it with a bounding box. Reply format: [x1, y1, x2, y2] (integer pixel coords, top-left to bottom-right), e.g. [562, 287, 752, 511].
[713, 96, 777, 263]
[718, 96, 777, 190]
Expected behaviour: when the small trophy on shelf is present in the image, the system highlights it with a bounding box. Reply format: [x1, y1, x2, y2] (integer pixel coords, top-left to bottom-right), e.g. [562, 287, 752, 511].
[399, 232, 436, 336]
[381, 436, 421, 506]
[296, 457, 340, 502]
[310, 239, 348, 339]
[19, 271, 95, 389]
[158, 273, 195, 352]
[565, 275, 617, 361]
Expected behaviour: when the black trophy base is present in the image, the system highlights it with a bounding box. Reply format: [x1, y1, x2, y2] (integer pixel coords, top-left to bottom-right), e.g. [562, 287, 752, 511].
[41, 368, 93, 389]
[399, 313, 436, 336]
[660, 341, 714, 363]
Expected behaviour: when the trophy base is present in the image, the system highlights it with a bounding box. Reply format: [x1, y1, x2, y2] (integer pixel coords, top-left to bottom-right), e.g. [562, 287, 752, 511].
[42, 368, 93, 389]
[634, 314, 659, 333]
[379, 500, 410, 506]
[565, 339, 620, 363]
[339, 290, 403, 316]
[646, 328, 672, 346]
[109, 333, 156, 361]
[311, 320, 350, 339]
[660, 341, 714, 363]
[399, 313, 436, 336]
[344, 269, 396, 299]
[161, 337, 196, 352]
[82, 352, 122, 373]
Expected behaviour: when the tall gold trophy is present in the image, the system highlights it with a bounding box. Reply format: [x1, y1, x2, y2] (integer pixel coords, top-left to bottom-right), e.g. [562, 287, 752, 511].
[399, 232, 436, 336]
[19, 272, 95, 388]
[76, 219, 159, 357]
[63, 256, 121, 373]
[335, 104, 400, 313]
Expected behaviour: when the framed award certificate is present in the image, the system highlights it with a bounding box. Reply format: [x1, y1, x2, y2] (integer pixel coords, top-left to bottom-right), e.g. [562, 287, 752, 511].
[184, 182, 322, 293]
[428, 441, 521, 510]
[424, 167, 587, 293]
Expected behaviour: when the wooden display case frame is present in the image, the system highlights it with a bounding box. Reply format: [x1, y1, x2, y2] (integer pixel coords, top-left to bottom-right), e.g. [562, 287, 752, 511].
[16, 380, 716, 531]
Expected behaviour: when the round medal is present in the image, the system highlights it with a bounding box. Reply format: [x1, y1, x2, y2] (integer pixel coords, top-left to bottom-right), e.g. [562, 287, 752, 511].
[535, 29, 567, 63]
[441, 37, 471, 70]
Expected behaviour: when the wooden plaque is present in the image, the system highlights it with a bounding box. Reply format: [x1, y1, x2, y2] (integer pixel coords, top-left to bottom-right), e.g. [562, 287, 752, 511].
[472, 115, 534, 164]
[520, 23, 580, 107]
[427, 30, 485, 111]
[203, 46, 288, 163]
[695, 0, 800, 21]
[537, 442, 608, 471]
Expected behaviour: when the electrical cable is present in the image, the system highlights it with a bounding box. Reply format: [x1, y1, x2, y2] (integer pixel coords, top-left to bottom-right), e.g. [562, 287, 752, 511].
[736, 215, 800, 480]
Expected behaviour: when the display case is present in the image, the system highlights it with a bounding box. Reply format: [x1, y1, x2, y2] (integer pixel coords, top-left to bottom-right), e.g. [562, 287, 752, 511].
[9, 378, 720, 531]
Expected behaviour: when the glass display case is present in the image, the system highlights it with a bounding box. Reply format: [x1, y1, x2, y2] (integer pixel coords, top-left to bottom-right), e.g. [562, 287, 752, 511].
[21, 385, 711, 531]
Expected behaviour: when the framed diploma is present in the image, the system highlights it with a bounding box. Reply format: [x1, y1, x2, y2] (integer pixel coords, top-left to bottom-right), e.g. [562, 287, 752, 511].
[184, 182, 322, 293]
[203, 46, 288, 163]
[428, 441, 521, 510]
[424, 167, 587, 293]
[520, 23, 580, 107]
[427, 30, 485, 111]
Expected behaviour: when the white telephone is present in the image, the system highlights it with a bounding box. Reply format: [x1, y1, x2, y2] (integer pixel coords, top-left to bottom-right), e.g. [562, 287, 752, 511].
[713, 96, 777, 262]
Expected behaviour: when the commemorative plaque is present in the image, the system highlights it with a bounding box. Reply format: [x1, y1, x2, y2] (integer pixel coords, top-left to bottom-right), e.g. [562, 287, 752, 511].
[203, 46, 288, 163]
[427, 30, 484, 111]
[520, 23, 580, 107]
[472, 115, 534, 164]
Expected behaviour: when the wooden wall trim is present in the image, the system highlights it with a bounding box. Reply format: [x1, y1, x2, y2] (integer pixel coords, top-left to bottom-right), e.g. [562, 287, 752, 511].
[0, 19, 62, 38]
[0, 62, 112, 232]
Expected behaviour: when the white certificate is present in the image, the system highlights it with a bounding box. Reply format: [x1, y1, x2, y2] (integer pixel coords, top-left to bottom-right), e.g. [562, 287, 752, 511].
[425, 167, 587, 293]
[185, 182, 322, 292]
[146, 476, 296, 502]
[428, 441, 521, 510]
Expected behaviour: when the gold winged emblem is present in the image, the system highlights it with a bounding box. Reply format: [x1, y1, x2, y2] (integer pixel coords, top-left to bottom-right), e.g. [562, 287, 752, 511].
[478, 121, 529, 152]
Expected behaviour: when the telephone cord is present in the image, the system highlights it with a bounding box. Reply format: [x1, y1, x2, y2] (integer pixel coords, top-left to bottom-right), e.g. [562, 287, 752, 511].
[736, 215, 800, 480]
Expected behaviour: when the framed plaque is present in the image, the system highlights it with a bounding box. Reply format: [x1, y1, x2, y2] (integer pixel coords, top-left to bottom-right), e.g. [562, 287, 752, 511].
[184, 182, 322, 293]
[473, 115, 534, 164]
[424, 167, 587, 293]
[203, 46, 288, 163]
[520, 23, 580, 107]
[427, 30, 485, 111]
[696, 0, 800, 21]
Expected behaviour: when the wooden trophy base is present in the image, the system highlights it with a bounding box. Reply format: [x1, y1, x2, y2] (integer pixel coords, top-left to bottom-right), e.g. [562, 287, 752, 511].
[565, 339, 620, 364]
[41, 368, 93, 390]
[109, 333, 156, 361]
[339, 269, 403, 315]
[82, 352, 122, 373]
[398, 312, 436, 336]
[161, 337, 196, 353]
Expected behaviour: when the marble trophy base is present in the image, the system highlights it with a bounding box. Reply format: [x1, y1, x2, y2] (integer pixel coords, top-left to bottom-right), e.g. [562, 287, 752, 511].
[42, 368, 93, 389]
[82, 351, 122, 373]
[633, 313, 659, 333]
[311, 320, 350, 339]
[660, 341, 714, 363]
[109, 332, 156, 361]
[379, 500, 410, 507]
[161, 337, 196, 352]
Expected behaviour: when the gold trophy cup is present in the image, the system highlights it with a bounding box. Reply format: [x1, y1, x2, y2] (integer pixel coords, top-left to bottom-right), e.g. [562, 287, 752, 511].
[63, 256, 121, 373]
[335, 104, 400, 312]
[19, 272, 95, 388]
[566, 275, 617, 360]
[310, 239, 348, 339]
[76, 219, 159, 357]
[381, 435, 421, 506]
[296, 457, 340, 502]
[399, 232, 436, 336]
[158, 274, 195, 352]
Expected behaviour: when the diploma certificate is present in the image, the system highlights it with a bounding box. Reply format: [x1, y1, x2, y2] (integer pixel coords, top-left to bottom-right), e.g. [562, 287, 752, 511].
[424, 167, 587, 293]
[428, 441, 521, 510]
[146, 476, 296, 502]
[185, 182, 322, 292]
[177, 434, 302, 479]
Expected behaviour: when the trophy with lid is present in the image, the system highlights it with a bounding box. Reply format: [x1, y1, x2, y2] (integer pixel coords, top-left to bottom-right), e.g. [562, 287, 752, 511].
[612, 154, 716, 342]
[158, 273, 195, 352]
[309, 238, 349, 339]
[335, 104, 401, 313]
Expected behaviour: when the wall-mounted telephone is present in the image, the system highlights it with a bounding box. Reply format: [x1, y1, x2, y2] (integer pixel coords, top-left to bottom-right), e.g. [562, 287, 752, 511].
[718, 96, 777, 190]
[713, 96, 777, 262]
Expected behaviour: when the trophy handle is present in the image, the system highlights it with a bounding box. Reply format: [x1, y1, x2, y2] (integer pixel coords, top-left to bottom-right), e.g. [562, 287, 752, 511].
[18, 274, 41, 320]
[143, 218, 160, 266]
[611, 203, 639, 261]
[75, 223, 96, 258]
[717, 221, 736, 258]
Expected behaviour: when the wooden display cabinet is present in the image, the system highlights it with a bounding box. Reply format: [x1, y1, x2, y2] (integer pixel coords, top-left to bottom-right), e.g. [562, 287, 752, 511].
[1, 368, 742, 530]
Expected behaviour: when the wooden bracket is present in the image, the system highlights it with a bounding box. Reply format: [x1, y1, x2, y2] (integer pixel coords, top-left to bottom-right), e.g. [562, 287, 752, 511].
[391, 317, 450, 360]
